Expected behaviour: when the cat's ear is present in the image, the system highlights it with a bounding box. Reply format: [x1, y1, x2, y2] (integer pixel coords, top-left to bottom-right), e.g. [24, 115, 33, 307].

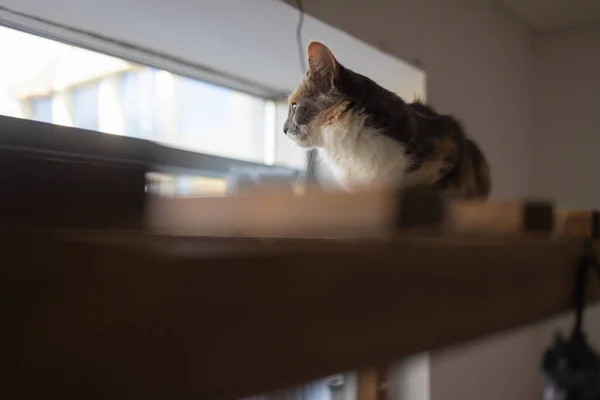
[307, 41, 338, 86]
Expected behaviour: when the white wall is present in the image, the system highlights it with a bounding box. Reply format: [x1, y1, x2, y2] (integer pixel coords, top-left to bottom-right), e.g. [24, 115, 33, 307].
[533, 22, 600, 209]
[532, 21, 600, 397]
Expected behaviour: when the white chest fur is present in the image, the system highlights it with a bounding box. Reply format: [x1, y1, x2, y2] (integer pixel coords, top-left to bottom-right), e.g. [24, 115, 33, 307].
[319, 115, 410, 192]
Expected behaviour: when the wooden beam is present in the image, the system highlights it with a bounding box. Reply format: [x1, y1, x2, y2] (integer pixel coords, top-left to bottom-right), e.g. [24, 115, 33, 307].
[1, 233, 596, 400]
[147, 191, 595, 400]
[146, 190, 596, 239]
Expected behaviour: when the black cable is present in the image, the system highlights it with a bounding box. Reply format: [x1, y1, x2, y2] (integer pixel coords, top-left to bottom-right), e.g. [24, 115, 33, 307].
[295, 0, 306, 74]
[573, 250, 591, 337]
[572, 241, 600, 337]
[542, 241, 600, 400]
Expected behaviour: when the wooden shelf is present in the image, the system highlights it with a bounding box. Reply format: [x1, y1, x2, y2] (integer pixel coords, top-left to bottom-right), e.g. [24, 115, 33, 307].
[1, 233, 597, 400]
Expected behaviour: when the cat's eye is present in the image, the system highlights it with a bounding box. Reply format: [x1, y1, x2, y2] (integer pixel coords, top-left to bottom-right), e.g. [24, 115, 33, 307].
[291, 102, 297, 110]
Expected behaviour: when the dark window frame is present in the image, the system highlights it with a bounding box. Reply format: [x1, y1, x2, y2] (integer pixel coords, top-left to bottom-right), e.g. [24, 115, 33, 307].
[0, 115, 300, 179]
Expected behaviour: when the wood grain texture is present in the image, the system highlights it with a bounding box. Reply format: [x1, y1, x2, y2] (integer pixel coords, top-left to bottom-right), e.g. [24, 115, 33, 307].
[1, 234, 596, 400]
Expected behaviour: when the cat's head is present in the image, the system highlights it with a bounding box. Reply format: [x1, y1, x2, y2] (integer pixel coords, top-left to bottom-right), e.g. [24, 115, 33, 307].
[283, 41, 350, 149]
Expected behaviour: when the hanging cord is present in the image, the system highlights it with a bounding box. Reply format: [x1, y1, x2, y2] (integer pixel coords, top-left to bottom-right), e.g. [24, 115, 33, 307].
[294, 0, 318, 186]
[295, 0, 307, 74]
[542, 239, 600, 400]
[572, 240, 600, 338]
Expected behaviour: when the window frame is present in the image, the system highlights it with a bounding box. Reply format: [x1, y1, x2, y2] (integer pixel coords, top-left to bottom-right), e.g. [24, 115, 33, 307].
[0, 10, 284, 100]
[0, 114, 300, 184]
[70, 80, 101, 131]
[0, 22, 307, 179]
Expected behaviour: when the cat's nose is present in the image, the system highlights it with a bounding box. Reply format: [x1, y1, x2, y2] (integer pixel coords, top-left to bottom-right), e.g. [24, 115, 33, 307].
[283, 126, 288, 134]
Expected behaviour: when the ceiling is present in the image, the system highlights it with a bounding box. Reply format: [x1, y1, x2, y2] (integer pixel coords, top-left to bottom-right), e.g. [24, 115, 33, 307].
[496, 0, 600, 32]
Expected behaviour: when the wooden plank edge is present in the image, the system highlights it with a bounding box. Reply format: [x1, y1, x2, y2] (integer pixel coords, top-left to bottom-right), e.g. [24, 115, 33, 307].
[1, 236, 598, 400]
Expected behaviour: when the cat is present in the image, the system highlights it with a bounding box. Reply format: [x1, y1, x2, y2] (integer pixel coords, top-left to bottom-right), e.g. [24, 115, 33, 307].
[283, 41, 491, 199]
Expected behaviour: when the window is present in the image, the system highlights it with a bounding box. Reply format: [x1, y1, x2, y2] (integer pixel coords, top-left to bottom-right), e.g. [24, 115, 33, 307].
[119, 69, 161, 140]
[71, 82, 100, 131]
[176, 76, 265, 162]
[0, 25, 306, 173]
[29, 96, 52, 124]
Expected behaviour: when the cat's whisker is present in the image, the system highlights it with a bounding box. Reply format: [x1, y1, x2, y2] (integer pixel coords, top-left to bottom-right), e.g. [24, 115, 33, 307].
[305, 130, 315, 147]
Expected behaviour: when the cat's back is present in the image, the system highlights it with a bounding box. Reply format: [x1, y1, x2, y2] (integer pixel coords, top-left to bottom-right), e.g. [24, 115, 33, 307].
[407, 101, 491, 199]
[442, 136, 491, 198]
